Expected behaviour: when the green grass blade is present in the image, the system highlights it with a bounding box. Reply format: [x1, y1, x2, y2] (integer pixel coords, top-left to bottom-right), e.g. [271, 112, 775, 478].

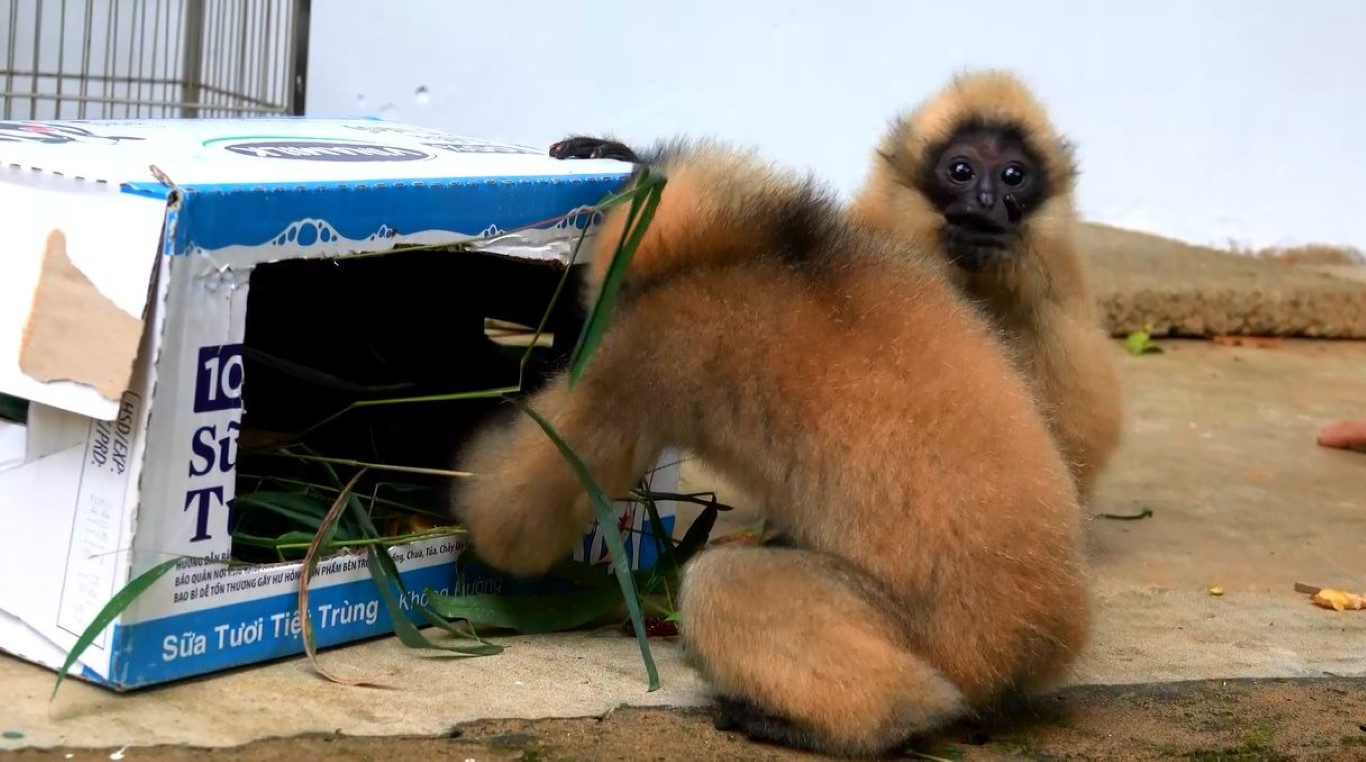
[233, 491, 330, 530]
[280, 386, 524, 445]
[634, 496, 675, 596]
[412, 600, 501, 649]
[509, 396, 660, 691]
[568, 172, 666, 386]
[639, 495, 677, 570]
[52, 555, 181, 698]
[632, 489, 733, 511]
[297, 469, 384, 686]
[230, 529, 325, 549]
[426, 587, 627, 634]
[670, 502, 720, 570]
[241, 346, 419, 394]
[515, 211, 593, 392]
[348, 385, 523, 408]
[546, 557, 617, 588]
[255, 450, 473, 480]
[633, 493, 718, 596]
[240, 477, 445, 519]
[363, 546, 503, 656]
[341, 487, 381, 537]
[333, 459, 502, 656]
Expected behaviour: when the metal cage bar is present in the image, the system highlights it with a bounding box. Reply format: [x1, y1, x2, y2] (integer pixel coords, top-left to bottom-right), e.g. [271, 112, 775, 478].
[0, 0, 311, 120]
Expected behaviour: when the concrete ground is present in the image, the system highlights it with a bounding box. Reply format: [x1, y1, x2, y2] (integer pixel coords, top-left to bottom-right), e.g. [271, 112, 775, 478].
[2, 224, 1365, 760]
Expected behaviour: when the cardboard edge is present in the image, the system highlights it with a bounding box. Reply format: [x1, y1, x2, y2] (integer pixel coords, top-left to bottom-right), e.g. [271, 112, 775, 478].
[116, 253, 174, 630]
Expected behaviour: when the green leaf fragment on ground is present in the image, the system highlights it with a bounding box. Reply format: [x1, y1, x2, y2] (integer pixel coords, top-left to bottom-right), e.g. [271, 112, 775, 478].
[364, 546, 503, 656]
[1124, 328, 1164, 355]
[426, 586, 627, 635]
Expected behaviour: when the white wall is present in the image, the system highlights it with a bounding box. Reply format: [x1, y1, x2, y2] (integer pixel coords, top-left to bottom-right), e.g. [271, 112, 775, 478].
[306, 0, 1366, 253]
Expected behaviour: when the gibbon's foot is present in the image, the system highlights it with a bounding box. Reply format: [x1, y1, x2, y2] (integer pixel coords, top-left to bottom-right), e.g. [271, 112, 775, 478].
[1317, 416, 1366, 453]
[548, 136, 639, 162]
[712, 697, 822, 752]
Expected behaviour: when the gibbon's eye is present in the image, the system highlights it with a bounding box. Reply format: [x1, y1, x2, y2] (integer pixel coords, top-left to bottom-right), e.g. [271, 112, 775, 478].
[948, 161, 974, 183]
[1001, 163, 1027, 187]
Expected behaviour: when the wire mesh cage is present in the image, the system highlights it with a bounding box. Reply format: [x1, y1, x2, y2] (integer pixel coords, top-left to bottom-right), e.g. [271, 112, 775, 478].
[1, 0, 311, 121]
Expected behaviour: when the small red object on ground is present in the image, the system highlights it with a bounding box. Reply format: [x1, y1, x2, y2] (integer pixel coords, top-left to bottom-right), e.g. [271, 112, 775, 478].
[622, 617, 679, 638]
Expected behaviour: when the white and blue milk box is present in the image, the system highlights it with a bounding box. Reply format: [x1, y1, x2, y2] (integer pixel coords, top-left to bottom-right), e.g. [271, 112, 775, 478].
[0, 118, 678, 690]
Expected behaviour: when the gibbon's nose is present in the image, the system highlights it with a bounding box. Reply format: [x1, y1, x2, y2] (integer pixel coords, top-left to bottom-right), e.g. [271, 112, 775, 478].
[975, 175, 998, 210]
[975, 181, 1018, 230]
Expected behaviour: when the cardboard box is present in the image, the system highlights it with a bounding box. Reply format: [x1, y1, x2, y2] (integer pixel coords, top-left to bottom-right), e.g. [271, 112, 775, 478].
[0, 117, 679, 690]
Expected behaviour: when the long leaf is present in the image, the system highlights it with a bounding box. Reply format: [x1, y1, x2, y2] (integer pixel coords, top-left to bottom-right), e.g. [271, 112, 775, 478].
[363, 545, 503, 656]
[568, 171, 666, 386]
[336, 460, 503, 657]
[516, 209, 594, 392]
[671, 503, 720, 571]
[230, 529, 323, 549]
[233, 491, 330, 530]
[52, 555, 181, 698]
[546, 557, 617, 589]
[509, 397, 659, 691]
[413, 599, 502, 648]
[296, 468, 385, 686]
[634, 497, 675, 597]
[242, 346, 419, 394]
[255, 450, 474, 480]
[426, 587, 626, 635]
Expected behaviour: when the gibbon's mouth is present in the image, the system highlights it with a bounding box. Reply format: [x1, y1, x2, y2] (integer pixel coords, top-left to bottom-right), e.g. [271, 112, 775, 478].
[950, 248, 1010, 272]
[943, 211, 1009, 236]
[942, 227, 1017, 272]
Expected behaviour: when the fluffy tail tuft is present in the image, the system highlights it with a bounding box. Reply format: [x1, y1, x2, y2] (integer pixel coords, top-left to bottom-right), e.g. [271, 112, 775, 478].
[577, 137, 844, 298]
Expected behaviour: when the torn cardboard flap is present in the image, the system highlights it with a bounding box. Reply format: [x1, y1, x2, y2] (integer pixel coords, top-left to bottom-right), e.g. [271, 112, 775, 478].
[19, 230, 143, 403]
[0, 175, 168, 421]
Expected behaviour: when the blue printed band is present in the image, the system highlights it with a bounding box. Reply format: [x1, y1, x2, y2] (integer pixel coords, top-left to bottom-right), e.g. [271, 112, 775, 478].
[89, 512, 673, 690]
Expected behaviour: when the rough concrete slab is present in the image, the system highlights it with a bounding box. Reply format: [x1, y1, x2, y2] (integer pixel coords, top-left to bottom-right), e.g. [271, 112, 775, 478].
[3, 629, 707, 749]
[3, 338, 1363, 753]
[1081, 223, 1366, 338]
[1077, 339, 1366, 684]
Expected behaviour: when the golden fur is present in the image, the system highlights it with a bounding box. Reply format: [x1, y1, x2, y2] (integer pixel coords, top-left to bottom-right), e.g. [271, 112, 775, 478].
[850, 69, 1123, 505]
[450, 137, 1091, 757]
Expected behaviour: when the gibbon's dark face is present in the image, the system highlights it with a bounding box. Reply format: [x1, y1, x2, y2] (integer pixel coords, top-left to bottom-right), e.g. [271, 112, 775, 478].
[925, 126, 1046, 272]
